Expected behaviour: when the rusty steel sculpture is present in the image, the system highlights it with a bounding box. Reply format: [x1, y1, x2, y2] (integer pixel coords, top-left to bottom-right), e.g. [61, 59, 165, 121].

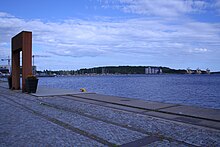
[11, 31, 32, 92]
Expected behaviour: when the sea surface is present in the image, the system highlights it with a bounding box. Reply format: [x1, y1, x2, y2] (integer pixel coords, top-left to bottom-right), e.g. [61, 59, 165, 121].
[38, 74, 220, 109]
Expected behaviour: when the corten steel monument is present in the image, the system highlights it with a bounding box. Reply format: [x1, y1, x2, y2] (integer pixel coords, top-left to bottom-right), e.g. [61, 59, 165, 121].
[11, 31, 32, 92]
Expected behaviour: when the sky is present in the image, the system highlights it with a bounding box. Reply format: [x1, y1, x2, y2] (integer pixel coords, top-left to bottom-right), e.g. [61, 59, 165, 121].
[0, 0, 220, 71]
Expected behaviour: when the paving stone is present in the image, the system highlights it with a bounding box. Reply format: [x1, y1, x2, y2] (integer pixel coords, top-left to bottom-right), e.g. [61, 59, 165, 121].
[41, 96, 220, 146]
[1, 87, 220, 146]
[0, 89, 147, 146]
[0, 100, 104, 146]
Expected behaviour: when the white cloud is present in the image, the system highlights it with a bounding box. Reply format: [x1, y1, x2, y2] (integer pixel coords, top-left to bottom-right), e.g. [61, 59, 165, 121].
[0, 11, 220, 70]
[0, 12, 14, 17]
[100, 0, 208, 17]
[189, 48, 208, 53]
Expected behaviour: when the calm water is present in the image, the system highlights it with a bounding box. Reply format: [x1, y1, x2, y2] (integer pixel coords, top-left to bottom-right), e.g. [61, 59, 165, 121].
[38, 74, 220, 109]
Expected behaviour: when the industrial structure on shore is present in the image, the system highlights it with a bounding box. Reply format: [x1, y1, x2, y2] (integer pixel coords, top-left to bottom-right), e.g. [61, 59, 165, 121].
[186, 68, 210, 74]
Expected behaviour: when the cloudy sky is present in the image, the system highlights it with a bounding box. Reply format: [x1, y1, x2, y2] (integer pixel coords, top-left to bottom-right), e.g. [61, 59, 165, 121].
[0, 0, 220, 71]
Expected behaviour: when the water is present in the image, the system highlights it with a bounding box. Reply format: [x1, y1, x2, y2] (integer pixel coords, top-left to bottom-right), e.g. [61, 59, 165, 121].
[38, 74, 220, 109]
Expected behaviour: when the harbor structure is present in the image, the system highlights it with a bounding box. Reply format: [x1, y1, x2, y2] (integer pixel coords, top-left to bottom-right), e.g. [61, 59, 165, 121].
[0, 65, 10, 74]
[186, 68, 210, 74]
[196, 68, 202, 74]
[206, 68, 211, 74]
[1, 56, 11, 73]
[186, 68, 193, 74]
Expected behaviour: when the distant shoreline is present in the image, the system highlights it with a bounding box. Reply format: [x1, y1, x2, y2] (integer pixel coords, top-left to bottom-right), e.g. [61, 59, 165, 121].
[36, 66, 218, 76]
[36, 73, 220, 78]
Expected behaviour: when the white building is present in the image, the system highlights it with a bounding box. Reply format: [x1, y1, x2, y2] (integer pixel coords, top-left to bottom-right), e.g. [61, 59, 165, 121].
[145, 67, 162, 74]
[186, 68, 193, 74]
[196, 68, 202, 74]
[206, 68, 210, 74]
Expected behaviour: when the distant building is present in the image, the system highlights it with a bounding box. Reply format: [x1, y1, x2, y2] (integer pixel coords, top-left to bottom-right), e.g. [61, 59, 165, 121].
[145, 67, 151, 74]
[19, 66, 37, 75]
[196, 68, 202, 74]
[186, 68, 193, 74]
[102, 67, 109, 74]
[102, 67, 105, 74]
[145, 67, 162, 74]
[32, 66, 37, 75]
[206, 68, 210, 74]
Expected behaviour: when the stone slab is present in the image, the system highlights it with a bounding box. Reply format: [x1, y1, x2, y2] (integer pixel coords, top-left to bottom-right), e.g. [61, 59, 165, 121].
[118, 100, 178, 110]
[120, 136, 161, 147]
[104, 103, 147, 113]
[31, 86, 94, 97]
[73, 93, 130, 103]
[73, 93, 177, 110]
[45, 95, 146, 113]
[144, 111, 220, 130]
[159, 105, 220, 122]
[61, 95, 108, 106]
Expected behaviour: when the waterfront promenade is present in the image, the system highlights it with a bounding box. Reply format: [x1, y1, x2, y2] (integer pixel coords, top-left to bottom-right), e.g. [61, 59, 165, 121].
[0, 81, 220, 146]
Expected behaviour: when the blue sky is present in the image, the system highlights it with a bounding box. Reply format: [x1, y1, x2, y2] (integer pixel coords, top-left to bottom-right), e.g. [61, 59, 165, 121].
[0, 0, 220, 71]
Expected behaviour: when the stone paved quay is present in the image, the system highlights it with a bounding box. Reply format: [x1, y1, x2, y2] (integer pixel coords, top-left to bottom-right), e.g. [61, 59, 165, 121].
[0, 82, 220, 146]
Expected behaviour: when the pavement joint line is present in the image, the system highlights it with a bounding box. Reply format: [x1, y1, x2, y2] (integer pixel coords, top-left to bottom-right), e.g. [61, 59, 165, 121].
[68, 94, 220, 123]
[155, 104, 181, 110]
[0, 94, 116, 146]
[120, 136, 162, 147]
